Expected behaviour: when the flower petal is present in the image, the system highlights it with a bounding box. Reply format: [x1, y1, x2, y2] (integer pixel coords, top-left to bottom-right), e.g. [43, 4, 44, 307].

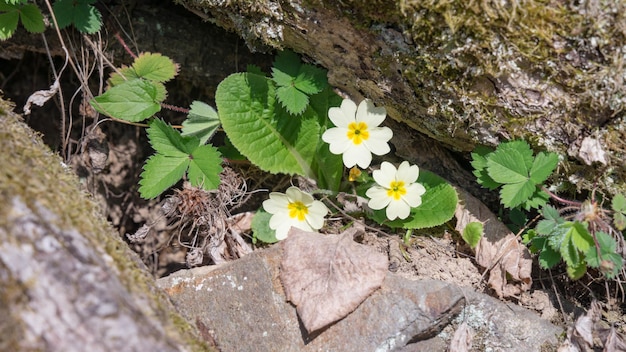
[342, 144, 372, 169]
[356, 99, 387, 126]
[366, 186, 391, 210]
[396, 161, 420, 184]
[328, 99, 357, 127]
[402, 183, 426, 207]
[274, 224, 293, 240]
[263, 193, 289, 214]
[372, 161, 397, 187]
[325, 130, 353, 155]
[387, 199, 411, 220]
[269, 211, 293, 230]
[363, 129, 392, 156]
[306, 203, 327, 230]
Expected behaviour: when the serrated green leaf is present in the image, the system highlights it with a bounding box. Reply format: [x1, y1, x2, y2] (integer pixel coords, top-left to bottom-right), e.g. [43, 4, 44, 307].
[462, 222, 483, 248]
[73, 3, 101, 33]
[471, 146, 500, 190]
[138, 153, 189, 199]
[132, 52, 178, 83]
[374, 170, 458, 229]
[560, 236, 580, 269]
[107, 66, 139, 87]
[90, 79, 162, 122]
[19, 3, 44, 33]
[566, 262, 587, 280]
[537, 243, 561, 269]
[52, 0, 74, 29]
[271, 50, 301, 85]
[521, 188, 550, 210]
[53, 0, 101, 33]
[529, 151, 558, 184]
[147, 118, 198, 156]
[612, 193, 626, 212]
[487, 148, 529, 184]
[547, 223, 568, 250]
[566, 221, 593, 253]
[247, 64, 265, 76]
[182, 101, 221, 145]
[215, 72, 318, 177]
[497, 140, 535, 169]
[0, 11, 18, 40]
[541, 205, 562, 222]
[251, 209, 279, 244]
[294, 64, 328, 94]
[499, 179, 536, 208]
[276, 85, 309, 115]
[187, 145, 222, 190]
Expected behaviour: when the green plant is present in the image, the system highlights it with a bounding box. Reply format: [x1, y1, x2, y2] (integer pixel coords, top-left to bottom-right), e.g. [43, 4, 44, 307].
[89, 47, 459, 243]
[471, 139, 626, 280]
[0, 0, 102, 40]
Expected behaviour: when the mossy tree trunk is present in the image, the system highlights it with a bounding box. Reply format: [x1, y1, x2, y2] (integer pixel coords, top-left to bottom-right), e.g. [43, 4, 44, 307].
[176, 0, 626, 196]
[0, 98, 212, 351]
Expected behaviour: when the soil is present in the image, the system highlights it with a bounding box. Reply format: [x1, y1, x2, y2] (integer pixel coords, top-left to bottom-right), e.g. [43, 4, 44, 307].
[2, 1, 625, 348]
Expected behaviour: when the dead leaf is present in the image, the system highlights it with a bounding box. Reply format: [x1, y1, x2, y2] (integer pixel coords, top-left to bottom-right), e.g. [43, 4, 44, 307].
[23, 80, 60, 115]
[449, 322, 474, 352]
[454, 189, 532, 298]
[280, 227, 388, 333]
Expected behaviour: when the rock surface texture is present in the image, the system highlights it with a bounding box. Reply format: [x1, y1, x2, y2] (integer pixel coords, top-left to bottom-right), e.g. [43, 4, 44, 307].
[157, 245, 562, 351]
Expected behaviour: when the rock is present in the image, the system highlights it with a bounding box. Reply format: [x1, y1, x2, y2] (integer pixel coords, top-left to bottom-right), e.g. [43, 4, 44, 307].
[157, 245, 563, 351]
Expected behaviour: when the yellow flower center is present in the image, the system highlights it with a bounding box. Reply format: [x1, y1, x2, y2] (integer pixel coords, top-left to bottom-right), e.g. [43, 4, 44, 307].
[288, 201, 308, 221]
[387, 180, 406, 200]
[346, 121, 370, 145]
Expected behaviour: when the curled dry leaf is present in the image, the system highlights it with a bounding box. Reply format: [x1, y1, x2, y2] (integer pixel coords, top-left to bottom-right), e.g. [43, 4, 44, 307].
[23, 80, 60, 115]
[559, 300, 626, 351]
[454, 189, 532, 298]
[280, 227, 388, 333]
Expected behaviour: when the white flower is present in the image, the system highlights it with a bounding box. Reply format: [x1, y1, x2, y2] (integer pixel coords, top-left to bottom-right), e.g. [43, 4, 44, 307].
[366, 161, 426, 220]
[262, 186, 329, 240]
[322, 98, 393, 169]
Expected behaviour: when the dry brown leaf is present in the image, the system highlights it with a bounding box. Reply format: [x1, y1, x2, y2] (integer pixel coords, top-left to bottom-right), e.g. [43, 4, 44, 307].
[449, 322, 474, 352]
[280, 227, 388, 333]
[23, 80, 60, 115]
[454, 189, 532, 298]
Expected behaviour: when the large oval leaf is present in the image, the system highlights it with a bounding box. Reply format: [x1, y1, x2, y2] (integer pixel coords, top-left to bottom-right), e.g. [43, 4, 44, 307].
[216, 72, 319, 177]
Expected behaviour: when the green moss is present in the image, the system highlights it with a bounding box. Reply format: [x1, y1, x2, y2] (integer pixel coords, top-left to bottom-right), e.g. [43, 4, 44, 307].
[0, 96, 213, 351]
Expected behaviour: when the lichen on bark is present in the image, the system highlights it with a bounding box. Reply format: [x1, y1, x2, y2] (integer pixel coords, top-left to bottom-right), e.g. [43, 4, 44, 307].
[177, 0, 626, 196]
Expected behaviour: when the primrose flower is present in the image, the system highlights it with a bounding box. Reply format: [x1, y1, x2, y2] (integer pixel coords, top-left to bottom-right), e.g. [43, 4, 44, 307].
[262, 186, 329, 240]
[322, 98, 393, 169]
[366, 161, 426, 221]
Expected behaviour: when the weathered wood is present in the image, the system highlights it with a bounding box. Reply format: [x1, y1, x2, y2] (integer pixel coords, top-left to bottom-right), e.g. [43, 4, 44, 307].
[0, 98, 212, 351]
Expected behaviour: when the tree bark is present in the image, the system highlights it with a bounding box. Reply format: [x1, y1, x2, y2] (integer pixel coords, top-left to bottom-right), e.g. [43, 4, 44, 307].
[175, 0, 626, 196]
[0, 98, 212, 351]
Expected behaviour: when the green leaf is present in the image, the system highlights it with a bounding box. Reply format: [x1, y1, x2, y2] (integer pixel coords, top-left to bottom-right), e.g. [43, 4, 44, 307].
[487, 148, 529, 184]
[520, 188, 550, 210]
[586, 232, 622, 278]
[497, 140, 534, 169]
[182, 101, 221, 145]
[18, 3, 44, 33]
[187, 145, 222, 190]
[108, 66, 139, 87]
[612, 193, 626, 212]
[0, 10, 18, 40]
[90, 79, 163, 122]
[53, 0, 101, 34]
[534, 237, 561, 269]
[373, 170, 458, 229]
[565, 222, 593, 253]
[147, 118, 198, 156]
[471, 146, 500, 190]
[132, 52, 178, 83]
[614, 213, 626, 231]
[462, 222, 483, 248]
[529, 151, 558, 184]
[215, 72, 318, 177]
[566, 262, 587, 280]
[499, 180, 536, 209]
[138, 153, 189, 199]
[251, 209, 278, 244]
[271, 50, 328, 115]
